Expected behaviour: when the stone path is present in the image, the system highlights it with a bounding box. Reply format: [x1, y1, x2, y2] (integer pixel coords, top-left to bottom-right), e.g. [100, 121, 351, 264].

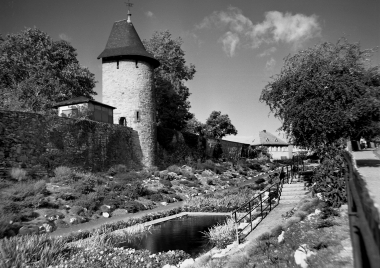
[351, 148, 380, 214]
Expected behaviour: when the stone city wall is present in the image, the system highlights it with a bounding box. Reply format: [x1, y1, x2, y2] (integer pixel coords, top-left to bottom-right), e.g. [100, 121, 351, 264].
[0, 110, 141, 179]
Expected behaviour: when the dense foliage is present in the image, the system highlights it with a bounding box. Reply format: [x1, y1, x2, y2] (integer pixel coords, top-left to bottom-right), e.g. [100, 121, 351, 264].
[260, 38, 380, 149]
[0, 28, 96, 113]
[143, 31, 196, 131]
[184, 111, 238, 140]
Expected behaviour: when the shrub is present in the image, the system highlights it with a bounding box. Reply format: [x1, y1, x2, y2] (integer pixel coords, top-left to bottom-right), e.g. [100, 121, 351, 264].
[72, 179, 95, 195]
[294, 210, 308, 220]
[115, 171, 142, 182]
[52, 166, 73, 183]
[147, 193, 164, 202]
[160, 179, 172, 188]
[7, 182, 35, 202]
[204, 218, 236, 249]
[33, 180, 47, 194]
[315, 219, 337, 229]
[167, 165, 182, 174]
[73, 192, 102, 212]
[10, 167, 27, 181]
[123, 201, 146, 213]
[107, 164, 128, 175]
[70, 205, 85, 215]
[255, 178, 265, 184]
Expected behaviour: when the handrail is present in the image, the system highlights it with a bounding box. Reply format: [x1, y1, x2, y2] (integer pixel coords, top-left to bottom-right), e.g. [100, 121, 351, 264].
[231, 166, 289, 244]
[343, 151, 380, 268]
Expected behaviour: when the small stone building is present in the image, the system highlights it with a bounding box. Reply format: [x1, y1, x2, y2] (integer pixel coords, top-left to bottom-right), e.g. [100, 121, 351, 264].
[53, 96, 115, 124]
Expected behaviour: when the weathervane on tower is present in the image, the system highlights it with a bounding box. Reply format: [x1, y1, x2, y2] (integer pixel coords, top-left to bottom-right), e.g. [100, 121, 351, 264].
[125, 0, 133, 23]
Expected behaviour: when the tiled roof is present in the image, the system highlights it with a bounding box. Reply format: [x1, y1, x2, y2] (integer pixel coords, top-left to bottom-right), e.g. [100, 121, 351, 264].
[52, 96, 116, 109]
[251, 130, 288, 146]
[97, 19, 160, 68]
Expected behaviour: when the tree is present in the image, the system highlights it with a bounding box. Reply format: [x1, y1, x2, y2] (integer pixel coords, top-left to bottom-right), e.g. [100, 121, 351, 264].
[204, 111, 238, 139]
[0, 28, 96, 113]
[143, 31, 196, 130]
[260, 38, 380, 150]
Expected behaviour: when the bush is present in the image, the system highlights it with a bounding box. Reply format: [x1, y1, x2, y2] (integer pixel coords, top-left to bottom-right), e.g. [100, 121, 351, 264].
[72, 178, 95, 195]
[167, 165, 182, 174]
[107, 164, 128, 175]
[10, 167, 27, 181]
[255, 178, 265, 184]
[115, 171, 142, 182]
[52, 166, 73, 183]
[33, 180, 47, 194]
[147, 193, 164, 202]
[204, 218, 236, 249]
[160, 179, 172, 188]
[123, 201, 146, 213]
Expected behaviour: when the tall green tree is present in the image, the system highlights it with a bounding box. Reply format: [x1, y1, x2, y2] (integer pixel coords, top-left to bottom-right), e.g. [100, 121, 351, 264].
[260, 38, 380, 151]
[204, 111, 238, 139]
[0, 28, 96, 113]
[143, 30, 196, 130]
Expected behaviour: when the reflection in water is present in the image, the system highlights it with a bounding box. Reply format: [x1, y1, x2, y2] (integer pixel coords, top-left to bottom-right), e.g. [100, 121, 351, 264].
[119, 215, 228, 257]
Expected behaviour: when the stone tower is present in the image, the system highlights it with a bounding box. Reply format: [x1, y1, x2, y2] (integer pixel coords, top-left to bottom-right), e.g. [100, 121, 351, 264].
[98, 12, 160, 167]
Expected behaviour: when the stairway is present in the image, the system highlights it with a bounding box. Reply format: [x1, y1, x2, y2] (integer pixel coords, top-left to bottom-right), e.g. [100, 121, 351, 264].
[280, 182, 308, 203]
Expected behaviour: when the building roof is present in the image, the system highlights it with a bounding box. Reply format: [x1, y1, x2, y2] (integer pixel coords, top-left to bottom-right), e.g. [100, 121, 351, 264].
[251, 130, 288, 146]
[97, 19, 160, 68]
[52, 96, 116, 109]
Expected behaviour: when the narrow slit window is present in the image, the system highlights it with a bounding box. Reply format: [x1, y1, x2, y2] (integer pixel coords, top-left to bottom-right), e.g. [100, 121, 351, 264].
[117, 60, 119, 69]
[136, 111, 140, 122]
[135, 60, 139, 68]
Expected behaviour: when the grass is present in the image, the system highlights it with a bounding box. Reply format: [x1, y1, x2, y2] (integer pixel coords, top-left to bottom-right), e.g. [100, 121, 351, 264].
[0, 234, 70, 267]
[203, 218, 236, 249]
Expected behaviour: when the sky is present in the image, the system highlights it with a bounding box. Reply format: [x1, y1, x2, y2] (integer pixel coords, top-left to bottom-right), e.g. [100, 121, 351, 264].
[1, 0, 379, 143]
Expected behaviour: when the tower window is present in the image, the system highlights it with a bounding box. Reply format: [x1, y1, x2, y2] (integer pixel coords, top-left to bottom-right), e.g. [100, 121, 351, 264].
[119, 117, 126, 126]
[135, 60, 139, 68]
[136, 110, 140, 122]
[117, 60, 119, 69]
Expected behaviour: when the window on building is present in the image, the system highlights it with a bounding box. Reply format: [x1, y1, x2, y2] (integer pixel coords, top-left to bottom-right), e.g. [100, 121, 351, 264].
[136, 110, 140, 122]
[117, 60, 119, 69]
[61, 108, 78, 117]
[119, 117, 126, 126]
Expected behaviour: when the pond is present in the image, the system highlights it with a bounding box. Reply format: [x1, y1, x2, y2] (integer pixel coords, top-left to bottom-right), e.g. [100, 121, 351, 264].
[119, 215, 229, 257]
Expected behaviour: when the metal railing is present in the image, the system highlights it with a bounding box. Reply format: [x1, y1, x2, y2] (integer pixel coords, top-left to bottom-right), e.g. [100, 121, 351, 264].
[231, 166, 290, 243]
[343, 151, 380, 268]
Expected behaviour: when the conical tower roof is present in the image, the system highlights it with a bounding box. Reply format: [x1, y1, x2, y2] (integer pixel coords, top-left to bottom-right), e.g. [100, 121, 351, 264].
[97, 19, 160, 68]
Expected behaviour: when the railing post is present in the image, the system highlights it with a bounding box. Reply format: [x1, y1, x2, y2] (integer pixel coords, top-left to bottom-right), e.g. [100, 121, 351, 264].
[234, 212, 239, 244]
[260, 193, 263, 219]
[269, 187, 272, 211]
[249, 200, 252, 231]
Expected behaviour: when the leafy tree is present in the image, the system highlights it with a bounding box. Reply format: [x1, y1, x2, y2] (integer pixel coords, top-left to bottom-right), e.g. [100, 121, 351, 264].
[260, 38, 380, 150]
[0, 28, 96, 113]
[143, 30, 196, 130]
[204, 111, 238, 139]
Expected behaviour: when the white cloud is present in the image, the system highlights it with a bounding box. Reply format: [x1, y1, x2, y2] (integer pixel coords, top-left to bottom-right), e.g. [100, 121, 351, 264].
[258, 47, 277, 57]
[145, 11, 154, 18]
[195, 8, 321, 56]
[218, 31, 240, 57]
[249, 11, 321, 48]
[59, 33, 71, 42]
[265, 57, 276, 71]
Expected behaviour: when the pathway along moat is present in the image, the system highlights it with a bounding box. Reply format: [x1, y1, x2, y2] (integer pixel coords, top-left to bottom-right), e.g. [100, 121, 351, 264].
[118, 215, 228, 257]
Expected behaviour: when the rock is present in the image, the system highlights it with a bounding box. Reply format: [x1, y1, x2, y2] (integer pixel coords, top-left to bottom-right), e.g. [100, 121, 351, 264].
[102, 212, 110, 218]
[167, 172, 178, 180]
[181, 165, 193, 172]
[70, 217, 79, 225]
[112, 209, 129, 216]
[180, 258, 195, 268]
[160, 202, 168, 206]
[91, 214, 100, 220]
[278, 231, 285, 243]
[294, 244, 316, 268]
[100, 204, 112, 212]
[162, 265, 177, 268]
[45, 211, 65, 221]
[18, 225, 39, 235]
[40, 223, 55, 233]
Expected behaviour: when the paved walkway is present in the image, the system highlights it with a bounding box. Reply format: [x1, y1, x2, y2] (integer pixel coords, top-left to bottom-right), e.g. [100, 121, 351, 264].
[351, 148, 380, 213]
